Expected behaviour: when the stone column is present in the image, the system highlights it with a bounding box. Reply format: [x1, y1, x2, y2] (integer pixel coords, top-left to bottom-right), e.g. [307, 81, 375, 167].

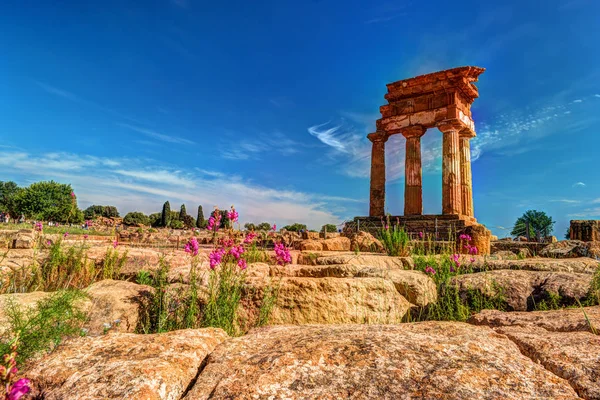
[400, 125, 426, 215]
[368, 131, 389, 217]
[438, 121, 463, 215]
[459, 129, 475, 218]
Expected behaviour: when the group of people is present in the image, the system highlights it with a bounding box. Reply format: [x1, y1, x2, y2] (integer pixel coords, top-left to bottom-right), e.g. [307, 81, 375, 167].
[0, 212, 22, 223]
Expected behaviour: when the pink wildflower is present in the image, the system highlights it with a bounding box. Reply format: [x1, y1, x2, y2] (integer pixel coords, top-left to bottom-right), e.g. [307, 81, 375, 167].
[424, 266, 436, 275]
[470, 257, 476, 263]
[83, 234, 88, 240]
[209, 248, 226, 269]
[237, 259, 247, 270]
[469, 245, 478, 255]
[8, 378, 30, 400]
[244, 232, 258, 244]
[274, 241, 292, 265]
[70, 191, 75, 198]
[46, 240, 52, 246]
[459, 234, 472, 241]
[271, 224, 276, 231]
[34, 222, 43, 232]
[112, 240, 119, 249]
[184, 237, 199, 256]
[63, 232, 69, 238]
[418, 231, 423, 239]
[229, 244, 245, 260]
[227, 206, 239, 223]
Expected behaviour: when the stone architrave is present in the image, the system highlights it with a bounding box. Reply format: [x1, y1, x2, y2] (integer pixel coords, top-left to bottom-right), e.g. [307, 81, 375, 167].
[368, 132, 389, 217]
[399, 125, 426, 215]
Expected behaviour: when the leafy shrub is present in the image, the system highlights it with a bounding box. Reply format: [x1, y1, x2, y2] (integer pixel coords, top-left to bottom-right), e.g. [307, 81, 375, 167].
[0, 290, 87, 364]
[322, 224, 337, 233]
[123, 212, 150, 226]
[181, 214, 196, 229]
[256, 222, 272, 231]
[244, 223, 256, 231]
[83, 205, 119, 219]
[169, 220, 184, 229]
[282, 223, 306, 232]
[148, 213, 162, 227]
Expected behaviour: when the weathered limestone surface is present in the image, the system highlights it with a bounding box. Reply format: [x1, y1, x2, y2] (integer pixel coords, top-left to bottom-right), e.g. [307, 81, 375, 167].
[348, 231, 384, 253]
[185, 323, 578, 399]
[471, 308, 600, 399]
[451, 270, 591, 311]
[26, 328, 228, 400]
[256, 277, 411, 325]
[540, 240, 594, 258]
[307, 253, 413, 269]
[469, 306, 600, 333]
[320, 237, 351, 251]
[471, 256, 598, 274]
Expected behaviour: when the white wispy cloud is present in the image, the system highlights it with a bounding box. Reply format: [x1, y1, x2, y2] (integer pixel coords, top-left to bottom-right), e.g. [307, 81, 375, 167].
[549, 199, 581, 204]
[118, 123, 194, 145]
[595, 94, 600, 98]
[0, 150, 355, 228]
[568, 208, 600, 218]
[573, 182, 586, 187]
[34, 82, 80, 102]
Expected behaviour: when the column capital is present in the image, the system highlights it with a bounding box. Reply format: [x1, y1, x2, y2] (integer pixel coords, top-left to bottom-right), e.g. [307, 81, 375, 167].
[367, 131, 390, 143]
[399, 125, 426, 139]
[437, 119, 464, 133]
[459, 127, 476, 139]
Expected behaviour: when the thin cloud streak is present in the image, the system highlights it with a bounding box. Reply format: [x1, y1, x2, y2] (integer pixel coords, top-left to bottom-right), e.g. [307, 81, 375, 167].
[118, 123, 195, 145]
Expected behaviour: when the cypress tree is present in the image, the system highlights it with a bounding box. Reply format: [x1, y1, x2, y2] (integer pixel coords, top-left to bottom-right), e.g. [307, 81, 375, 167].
[196, 205, 205, 228]
[161, 201, 171, 227]
[179, 204, 187, 220]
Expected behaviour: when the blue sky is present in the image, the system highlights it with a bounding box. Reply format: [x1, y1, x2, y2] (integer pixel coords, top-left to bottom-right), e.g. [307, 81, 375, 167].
[1, 0, 599, 236]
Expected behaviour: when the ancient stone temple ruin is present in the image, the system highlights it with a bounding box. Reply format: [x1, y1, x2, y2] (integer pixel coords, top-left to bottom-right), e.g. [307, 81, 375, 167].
[353, 66, 491, 252]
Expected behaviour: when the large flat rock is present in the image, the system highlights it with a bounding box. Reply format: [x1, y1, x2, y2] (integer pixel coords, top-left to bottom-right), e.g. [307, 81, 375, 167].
[185, 323, 578, 399]
[451, 269, 592, 311]
[26, 328, 228, 400]
[475, 257, 598, 274]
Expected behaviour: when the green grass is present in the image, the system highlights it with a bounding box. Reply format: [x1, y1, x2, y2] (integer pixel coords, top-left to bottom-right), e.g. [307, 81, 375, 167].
[0, 222, 113, 236]
[1, 240, 127, 294]
[378, 225, 410, 256]
[0, 290, 88, 364]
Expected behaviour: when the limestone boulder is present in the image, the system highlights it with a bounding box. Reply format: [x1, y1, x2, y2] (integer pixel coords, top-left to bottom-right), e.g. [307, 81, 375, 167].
[298, 239, 323, 251]
[471, 257, 598, 274]
[540, 240, 590, 258]
[254, 276, 411, 325]
[320, 237, 351, 251]
[349, 231, 384, 253]
[450, 270, 591, 311]
[311, 254, 413, 269]
[185, 323, 578, 399]
[490, 250, 518, 260]
[12, 231, 35, 249]
[84, 279, 154, 335]
[469, 306, 600, 333]
[26, 328, 228, 400]
[354, 268, 437, 307]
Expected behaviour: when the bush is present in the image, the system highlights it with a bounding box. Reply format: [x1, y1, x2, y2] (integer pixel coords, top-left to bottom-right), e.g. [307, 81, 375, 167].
[256, 222, 272, 231]
[169, 220, 184, 229]
[322, 224, 337, 233]
[244, 223, 256, 231]
[0, 290, 88, 364]
[123, 212, 149, 226]
[83, 205, 120, 219]
[148, 212, 162, 227]
[282, 223, 306, 232]
[196, 205, 205, 229]
[181, 214, 196, 229]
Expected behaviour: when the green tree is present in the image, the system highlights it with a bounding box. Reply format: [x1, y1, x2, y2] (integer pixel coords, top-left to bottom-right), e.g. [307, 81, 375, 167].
[161, 201, 171, 227]
[181, 214, 195, 229]
[13, 181, 81, 223]
[0, 181, 21, 216]
[322, 224, 337, 233]
[123, 212, 150, 226]
[244, 222, 256, 231]
[149, 212, 162, 227]
[511, 210, 555, 241]
[179, 204, 187, 221]
[196, 205, 205, 229]
[282, 223, 307, 232]
[83, 205, 120, 220]
[256, 222, 272, 231]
